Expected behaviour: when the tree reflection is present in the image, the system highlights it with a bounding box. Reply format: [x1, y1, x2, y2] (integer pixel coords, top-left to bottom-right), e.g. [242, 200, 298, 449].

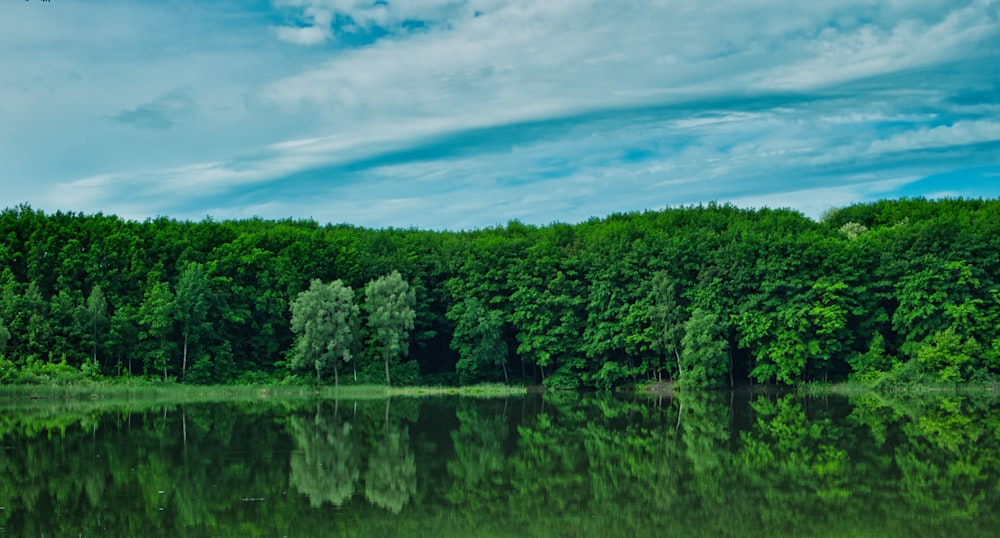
[854, 395, 1000, 522]
[288, 402, 360, 508]
[448, 399, 508, 488]
[2, 394, 1000, 537]
[364, 398, 417, 514]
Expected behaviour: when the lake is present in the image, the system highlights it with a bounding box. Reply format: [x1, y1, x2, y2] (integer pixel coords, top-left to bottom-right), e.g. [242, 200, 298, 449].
[1, 390, 999, 537]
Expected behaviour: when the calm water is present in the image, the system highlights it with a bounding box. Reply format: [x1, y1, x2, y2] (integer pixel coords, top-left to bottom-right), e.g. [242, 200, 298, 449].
[1, 391, 999, 537]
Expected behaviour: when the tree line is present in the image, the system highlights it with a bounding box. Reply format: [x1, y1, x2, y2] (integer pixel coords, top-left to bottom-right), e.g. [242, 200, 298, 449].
[1, 197, 999, 388]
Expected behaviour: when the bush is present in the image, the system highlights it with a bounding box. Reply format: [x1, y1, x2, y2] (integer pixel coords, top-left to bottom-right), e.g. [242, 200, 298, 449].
[542, 371, 580, 390]
[873, 359, 930, 391]
[232, 370, 282, 385]
[11, 357, 89, 385]
[0, 356, 15, 384]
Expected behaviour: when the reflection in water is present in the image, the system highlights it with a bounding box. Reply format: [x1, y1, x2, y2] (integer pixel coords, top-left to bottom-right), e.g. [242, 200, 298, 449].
[1, 392, 1000, 536]
[288, 402, 359, 508]
[363, 399, 416, 514]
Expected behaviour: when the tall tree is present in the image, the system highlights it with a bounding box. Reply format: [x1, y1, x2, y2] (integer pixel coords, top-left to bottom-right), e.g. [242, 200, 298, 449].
[450, 298, 509, 384]
[22, 282, 53, 362]
[289, 279, 358, 385]
[86, 284, 108, 366]
[175, 262, 212, 380]
[138, 277, 176, 380]
[648, 271, 687, 381]
[48, 288, 88, 366]
[364, 271, 416, 386]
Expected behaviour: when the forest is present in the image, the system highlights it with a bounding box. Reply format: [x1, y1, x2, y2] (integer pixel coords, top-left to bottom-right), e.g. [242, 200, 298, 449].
[1, 197, 999, 389]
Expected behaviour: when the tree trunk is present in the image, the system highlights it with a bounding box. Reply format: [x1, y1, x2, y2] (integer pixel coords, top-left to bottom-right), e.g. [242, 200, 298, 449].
[333, 362, 339, 387]
[728, 348, 734, 388]
[182, 333, 188, 380]
[384, 346, 392, 386]
[501, 361, 509, 385]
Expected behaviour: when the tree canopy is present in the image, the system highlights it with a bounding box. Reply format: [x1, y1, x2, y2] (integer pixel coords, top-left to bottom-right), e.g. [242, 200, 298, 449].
[1, 198, 999, 388]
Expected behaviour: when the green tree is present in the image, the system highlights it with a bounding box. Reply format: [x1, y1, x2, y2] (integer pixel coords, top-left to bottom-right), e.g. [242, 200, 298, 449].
[174, 262, 212, 380]
[289, 279, 359, 385]
[364, 271, 416, 386]
[848, 332, 893, 382]
[804, 279, 856, 380]
[648, 271, 687, 380]
[893, 259, 981, 359]
[0, 321, 9, 355]
[85, 284, 108, 367]
[916, 327, 980, 383]
[108, 304, 141, 376]
[48, 288, 88, 365]
[138, 277, 176, 380]
[679, 308, 729, 388]
[450, 298, 509, 384]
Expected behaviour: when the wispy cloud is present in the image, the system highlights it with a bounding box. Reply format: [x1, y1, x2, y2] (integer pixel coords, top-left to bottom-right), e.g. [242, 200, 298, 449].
[2, 0, 999, 228]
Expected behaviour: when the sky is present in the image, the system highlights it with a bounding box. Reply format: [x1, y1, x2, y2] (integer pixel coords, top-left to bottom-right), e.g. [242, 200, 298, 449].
[1, 0, 999, 230]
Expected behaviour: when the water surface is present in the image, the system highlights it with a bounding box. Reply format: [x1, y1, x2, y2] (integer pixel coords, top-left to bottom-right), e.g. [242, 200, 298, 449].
[1, 391, 999, 537]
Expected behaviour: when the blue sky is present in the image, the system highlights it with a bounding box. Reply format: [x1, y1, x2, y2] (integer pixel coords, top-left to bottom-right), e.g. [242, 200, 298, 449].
[2, 0, 999, 230]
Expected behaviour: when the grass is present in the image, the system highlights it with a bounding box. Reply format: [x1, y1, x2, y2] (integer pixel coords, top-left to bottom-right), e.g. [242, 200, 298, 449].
[798, 379, 1000, 397]
[0, 380, 528, 409]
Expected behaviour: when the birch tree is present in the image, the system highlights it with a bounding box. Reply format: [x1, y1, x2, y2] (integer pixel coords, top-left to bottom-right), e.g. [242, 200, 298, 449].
[364, 271, 416, 386]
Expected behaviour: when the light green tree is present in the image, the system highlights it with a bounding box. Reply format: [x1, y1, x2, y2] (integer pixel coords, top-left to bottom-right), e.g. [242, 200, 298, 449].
[917, 327, 980, 383]
[649, 271, 686, 380]
[174, 262, 212, 380]
[289, 279, 358, 385]
[364, 271, 416, 386]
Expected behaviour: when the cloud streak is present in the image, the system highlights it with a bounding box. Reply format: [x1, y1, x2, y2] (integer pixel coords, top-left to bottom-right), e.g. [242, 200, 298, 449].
[1, 0, 998, 228]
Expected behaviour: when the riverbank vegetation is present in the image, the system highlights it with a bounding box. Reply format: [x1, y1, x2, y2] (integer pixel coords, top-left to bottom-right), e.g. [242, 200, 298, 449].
[1, 197, 999, 390]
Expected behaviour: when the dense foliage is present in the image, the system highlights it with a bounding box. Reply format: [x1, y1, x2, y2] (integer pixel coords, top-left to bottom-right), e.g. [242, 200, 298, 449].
[1, 197, 999, 388]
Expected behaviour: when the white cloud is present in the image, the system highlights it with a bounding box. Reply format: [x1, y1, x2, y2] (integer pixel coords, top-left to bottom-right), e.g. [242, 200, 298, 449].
[761, 0, 999, 90]
[868, 120, 1000, 154]
[3, 0, 999, 228]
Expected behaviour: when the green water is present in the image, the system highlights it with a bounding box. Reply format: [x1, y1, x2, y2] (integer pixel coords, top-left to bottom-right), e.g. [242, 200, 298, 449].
[1, 391, 999, 537]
